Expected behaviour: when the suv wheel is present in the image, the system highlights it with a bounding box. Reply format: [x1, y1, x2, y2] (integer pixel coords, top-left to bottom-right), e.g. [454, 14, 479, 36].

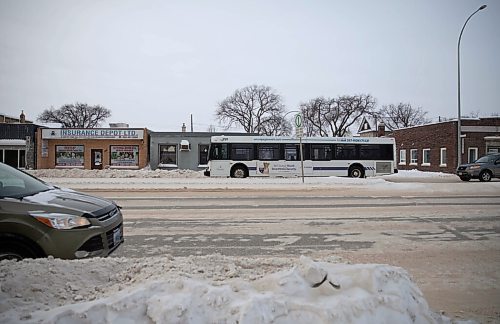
[479, 170, 492, 182]
[0, 236, 42, 261]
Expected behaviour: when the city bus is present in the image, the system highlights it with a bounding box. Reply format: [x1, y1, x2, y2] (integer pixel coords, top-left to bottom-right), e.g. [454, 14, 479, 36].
[204, 135, 397, 178]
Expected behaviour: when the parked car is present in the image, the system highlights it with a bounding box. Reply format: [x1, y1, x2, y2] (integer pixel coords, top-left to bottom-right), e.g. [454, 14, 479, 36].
[456, 153, 500, 182]
[0, 162, 124, 261]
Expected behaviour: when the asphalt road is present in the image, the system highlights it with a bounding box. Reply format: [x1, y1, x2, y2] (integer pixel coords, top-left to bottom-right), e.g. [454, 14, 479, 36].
[103, 193, 496, 254]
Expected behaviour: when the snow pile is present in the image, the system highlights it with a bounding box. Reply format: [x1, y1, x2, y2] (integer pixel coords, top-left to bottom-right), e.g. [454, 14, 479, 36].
[0, 256, 458, 324]
[27, 168, 452, 179]
[383, 169, 457, 179]
[27, 168, 205, 179]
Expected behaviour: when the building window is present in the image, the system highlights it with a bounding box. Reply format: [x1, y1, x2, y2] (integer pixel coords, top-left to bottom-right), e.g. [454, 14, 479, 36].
[1, 149, 26, 169]
[468, 147, 478, 163]
[410, 149, 418, 165]
[110, 145, 139, 168]
[422, 149, 430, 166]
[159, 144, 177, 166]
[199, 144, 209, 166]
[399, 149, 407, 165]
[55, 145, 84, 168]
[440, 148, 447, 167]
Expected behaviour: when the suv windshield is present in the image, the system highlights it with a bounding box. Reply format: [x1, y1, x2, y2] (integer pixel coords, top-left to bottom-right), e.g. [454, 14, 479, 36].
[475, 155, 498, 164]
[0, 163, 51, 199]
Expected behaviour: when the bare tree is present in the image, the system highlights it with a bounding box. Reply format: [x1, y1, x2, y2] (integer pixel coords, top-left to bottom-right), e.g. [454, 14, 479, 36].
[300, 94, 376, 137]
[377, 103, 430, 131]
[216, 85, 291, 135]
[37, 103, 111, 128]
[299, 97, 330, 137]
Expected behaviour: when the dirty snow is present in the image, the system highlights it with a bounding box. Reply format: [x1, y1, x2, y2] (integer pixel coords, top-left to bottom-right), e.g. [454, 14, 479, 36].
[0, 168, 486, 323]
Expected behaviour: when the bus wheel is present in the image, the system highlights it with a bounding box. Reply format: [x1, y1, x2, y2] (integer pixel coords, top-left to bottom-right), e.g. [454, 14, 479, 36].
[231, 166, 248, 178]
[349, 166, 365, 178]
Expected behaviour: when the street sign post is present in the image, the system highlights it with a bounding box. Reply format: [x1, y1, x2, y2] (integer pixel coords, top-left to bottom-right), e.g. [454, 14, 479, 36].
[295, 113, 304, 183]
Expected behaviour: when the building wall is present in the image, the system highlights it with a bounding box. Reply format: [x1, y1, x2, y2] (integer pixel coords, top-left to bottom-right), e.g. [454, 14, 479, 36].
[36, 128, 149, 169]
[149, 132, 255, 170]
[0, 123, 42, 169]
[393, 117, 500, 173]
[150, 132, 210, 170]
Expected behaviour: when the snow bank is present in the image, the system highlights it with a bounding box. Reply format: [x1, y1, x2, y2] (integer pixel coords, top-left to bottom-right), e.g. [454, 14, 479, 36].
[382, 169, 457, 179]
[27, 168, 454, 180]
[27, 168, 205, 179]
[0, 256, 460, 324]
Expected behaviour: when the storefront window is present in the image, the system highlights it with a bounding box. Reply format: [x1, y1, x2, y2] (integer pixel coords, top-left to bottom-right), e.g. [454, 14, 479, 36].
[110, 145, 139, 168]
[56, 146, 84, 168]
[159, 144, 177, 166]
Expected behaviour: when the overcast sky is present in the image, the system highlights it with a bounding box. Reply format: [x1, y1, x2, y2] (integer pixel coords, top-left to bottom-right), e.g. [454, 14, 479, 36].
[1, 0, 498, 131]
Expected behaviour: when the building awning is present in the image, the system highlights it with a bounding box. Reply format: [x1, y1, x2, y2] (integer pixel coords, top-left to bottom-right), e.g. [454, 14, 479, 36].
[0, 139, 26, 146]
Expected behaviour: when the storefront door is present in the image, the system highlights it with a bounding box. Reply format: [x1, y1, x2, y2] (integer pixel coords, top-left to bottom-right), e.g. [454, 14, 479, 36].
[91, 149, 103, 170]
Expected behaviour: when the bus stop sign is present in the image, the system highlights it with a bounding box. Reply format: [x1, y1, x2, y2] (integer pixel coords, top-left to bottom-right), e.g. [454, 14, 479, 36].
[295, 114, 303, 128]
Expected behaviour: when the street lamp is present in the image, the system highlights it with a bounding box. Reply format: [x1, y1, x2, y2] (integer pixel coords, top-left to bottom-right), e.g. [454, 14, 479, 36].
[457, 4, 486, 167]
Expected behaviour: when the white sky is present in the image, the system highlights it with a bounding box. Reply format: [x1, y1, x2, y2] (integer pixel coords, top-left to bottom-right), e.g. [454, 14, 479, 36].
[1, 0, 499, 132]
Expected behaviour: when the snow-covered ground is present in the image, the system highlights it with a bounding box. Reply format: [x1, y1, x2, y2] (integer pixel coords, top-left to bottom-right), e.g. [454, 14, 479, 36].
[1, 169, 494, 323]
[27, 168, 500, 195]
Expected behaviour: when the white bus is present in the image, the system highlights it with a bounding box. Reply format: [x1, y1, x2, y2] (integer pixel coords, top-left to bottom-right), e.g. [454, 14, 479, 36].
[204, 135, 397, 178]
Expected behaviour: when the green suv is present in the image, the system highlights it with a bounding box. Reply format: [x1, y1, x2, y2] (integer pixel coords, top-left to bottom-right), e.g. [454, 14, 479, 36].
[456, 153, 500, 182]
[0, 163, 124, 260]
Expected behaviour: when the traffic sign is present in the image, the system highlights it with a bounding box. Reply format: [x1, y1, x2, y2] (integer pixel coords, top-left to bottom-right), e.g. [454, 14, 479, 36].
[295, 114, 303, 128]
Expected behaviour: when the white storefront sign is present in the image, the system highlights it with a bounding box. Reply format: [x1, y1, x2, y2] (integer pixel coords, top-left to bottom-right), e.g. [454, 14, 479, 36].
[42, 129, 144, 140]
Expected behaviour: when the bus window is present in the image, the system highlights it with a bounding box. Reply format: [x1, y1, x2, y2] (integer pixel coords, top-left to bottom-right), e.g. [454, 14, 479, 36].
[311, 144, 332, 161]
[335, 144, 357, 160]
[359, 144, 394, 160]
[284, 144, 299, 161]
[210, 143, 228, 160]
[258, 144, 280, 160]
[359, 144, 381, 160]
[231, 144, 254, 161]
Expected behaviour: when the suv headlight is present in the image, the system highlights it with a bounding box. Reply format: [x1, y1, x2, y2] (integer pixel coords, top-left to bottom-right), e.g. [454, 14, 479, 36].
[468, 165, 481, 170]
[30, 213, 91, 230]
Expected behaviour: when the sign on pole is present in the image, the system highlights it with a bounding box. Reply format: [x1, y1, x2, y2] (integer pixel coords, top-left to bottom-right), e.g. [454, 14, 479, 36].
[294, 113, 303, 128]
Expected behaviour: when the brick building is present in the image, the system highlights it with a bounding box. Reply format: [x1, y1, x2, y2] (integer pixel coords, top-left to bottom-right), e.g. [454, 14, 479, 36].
[36, 128, 149, 170]
[393, 117, 500, 173]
